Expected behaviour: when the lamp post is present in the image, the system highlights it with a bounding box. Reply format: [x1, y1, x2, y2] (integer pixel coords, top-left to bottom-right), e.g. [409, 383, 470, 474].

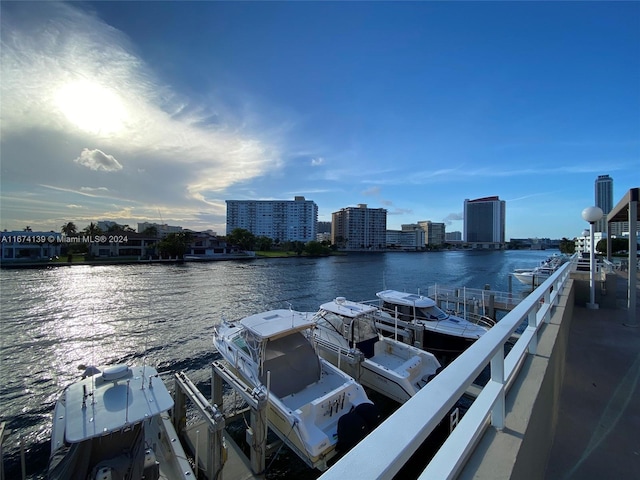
[581, 206, 604, 309]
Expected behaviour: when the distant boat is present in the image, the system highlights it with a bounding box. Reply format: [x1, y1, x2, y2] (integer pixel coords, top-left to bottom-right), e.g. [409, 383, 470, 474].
[310, 297, 442, 404]
[183, 250, 255, 261]
[213, 309, 380, 470]
[368, 289, 493, 360]
[512, 254, 569, 286]
[48, 364, 194, 480]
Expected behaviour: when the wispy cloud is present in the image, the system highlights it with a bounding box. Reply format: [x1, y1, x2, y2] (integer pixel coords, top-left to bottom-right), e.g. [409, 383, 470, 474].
[0, 2, 282, 229]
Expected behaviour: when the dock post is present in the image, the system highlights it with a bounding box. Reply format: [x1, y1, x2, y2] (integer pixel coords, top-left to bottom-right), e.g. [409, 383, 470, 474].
[487, 294, 495, 320]
[173, 376, 187, 436]
[212, 363, 223, 407]
[249, 394, 267, 475]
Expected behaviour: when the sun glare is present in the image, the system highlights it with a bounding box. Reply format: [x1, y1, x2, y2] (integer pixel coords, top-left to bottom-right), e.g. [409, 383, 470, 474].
[55, 80, 128, 135]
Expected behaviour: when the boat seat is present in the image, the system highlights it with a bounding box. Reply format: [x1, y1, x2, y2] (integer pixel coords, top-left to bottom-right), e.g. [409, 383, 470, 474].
[261, 332, 322, 398]
[396, 355, 422, 375]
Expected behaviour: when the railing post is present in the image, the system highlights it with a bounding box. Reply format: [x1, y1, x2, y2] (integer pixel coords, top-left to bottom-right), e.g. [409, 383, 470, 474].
[543, 288, 552, 324]
[528, 309, 538, 355]
[490, 350, 505, 430]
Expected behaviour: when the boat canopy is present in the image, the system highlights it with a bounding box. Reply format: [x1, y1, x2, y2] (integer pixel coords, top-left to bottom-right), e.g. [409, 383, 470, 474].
[240, 309, 316, 341]
[319, 298, 378, 318]
[376, 290, 437, 308]
[63, 365, 173, 443]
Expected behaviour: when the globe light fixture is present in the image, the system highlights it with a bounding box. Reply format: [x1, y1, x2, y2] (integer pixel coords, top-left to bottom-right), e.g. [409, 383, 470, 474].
[581, 206, 604, 309]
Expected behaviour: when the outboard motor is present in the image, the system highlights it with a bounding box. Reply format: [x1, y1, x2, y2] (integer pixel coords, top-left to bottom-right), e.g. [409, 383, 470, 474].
[336, 402, 382, 453]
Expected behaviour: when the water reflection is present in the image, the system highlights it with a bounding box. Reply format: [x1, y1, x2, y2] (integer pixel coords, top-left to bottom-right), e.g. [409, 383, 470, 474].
[0, 250, 555, 479]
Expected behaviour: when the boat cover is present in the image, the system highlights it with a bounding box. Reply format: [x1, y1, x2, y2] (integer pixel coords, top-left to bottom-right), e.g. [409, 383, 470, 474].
[63, 365, 173, 443]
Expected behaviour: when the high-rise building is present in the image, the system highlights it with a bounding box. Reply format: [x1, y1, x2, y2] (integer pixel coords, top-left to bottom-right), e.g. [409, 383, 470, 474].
[463, 196, 506, 249]
[595, 175, 613, 234]
[226, 196, 318, 242]
[331, 204, 387, 250]
[417, 221, 446, 246]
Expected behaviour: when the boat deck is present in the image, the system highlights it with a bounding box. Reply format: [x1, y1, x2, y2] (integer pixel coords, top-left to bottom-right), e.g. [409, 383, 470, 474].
[281, 366, 353, 411]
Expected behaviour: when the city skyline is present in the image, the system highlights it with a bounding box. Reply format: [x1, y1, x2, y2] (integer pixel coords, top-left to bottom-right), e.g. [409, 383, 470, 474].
[1, 2, 638, 239]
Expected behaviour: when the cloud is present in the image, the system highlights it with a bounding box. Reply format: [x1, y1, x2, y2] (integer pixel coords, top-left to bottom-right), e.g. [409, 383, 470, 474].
[362, 186, 381, 196]
[0, 2, 282, 225]
[443, 212, 463, 225]
[311, 157, 325, 166]
[74, 149, 123, 172]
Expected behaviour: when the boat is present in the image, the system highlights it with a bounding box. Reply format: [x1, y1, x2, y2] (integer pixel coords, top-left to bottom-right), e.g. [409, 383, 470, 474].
[512, 265, 556, 286]
[310, 297, 442, 404]
[512, 254, 569, 286]
[369, 289, 493, 361]
[183, 250, 255, 261]
[212, 309, 380, 470]
[48, 364, 194, 480]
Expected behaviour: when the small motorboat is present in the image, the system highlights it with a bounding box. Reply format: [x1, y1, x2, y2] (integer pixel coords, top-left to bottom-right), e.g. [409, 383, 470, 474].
[48, 364, 194, 480]
[213, 309, 379, 471]
[310, 297, 442, 404]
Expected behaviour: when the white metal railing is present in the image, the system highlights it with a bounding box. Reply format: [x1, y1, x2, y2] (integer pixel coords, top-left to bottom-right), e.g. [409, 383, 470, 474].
[319, 256, 577, 480]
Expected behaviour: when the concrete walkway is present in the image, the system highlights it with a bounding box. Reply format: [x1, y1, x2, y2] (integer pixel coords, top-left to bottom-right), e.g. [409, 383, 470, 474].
[545, 270, 640, 479]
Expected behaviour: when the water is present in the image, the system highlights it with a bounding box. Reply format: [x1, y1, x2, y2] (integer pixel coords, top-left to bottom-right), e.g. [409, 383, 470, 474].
[0, 249, 555, 478]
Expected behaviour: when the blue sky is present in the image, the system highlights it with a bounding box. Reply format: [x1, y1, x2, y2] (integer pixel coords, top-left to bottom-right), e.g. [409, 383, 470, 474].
[1, 1, 638, 239]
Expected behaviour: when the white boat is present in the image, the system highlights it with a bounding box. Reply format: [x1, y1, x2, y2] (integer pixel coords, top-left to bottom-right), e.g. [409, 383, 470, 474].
[513, 254, 568, 286]
[212, 309, 379, 470]
[48, 364, 194, 480]
[370, 289, 492, 360]
[310, 297, 442, 404]
[512, 266, 555, 286]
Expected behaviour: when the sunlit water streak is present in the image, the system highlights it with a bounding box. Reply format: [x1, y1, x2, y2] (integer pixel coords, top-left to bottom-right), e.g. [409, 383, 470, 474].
[0, 250, 554, 478]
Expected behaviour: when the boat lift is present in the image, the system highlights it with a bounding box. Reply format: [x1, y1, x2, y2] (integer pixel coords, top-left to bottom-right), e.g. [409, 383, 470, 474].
[173, 366, 266, 479]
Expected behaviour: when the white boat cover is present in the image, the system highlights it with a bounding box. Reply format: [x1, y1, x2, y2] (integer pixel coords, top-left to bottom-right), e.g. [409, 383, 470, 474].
[376, 290, 437, 308]
[63, 365, 173, 443]
[240, 309, 316, 340]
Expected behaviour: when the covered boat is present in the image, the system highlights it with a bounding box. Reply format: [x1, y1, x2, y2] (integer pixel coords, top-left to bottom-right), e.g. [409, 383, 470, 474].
[311, 297, 442, 404]
[213, 309, 379, 471]
[48, 364, 194, 480]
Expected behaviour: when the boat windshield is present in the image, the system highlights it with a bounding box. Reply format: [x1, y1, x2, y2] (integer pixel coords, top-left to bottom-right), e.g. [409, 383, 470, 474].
[415, 305, 449, 321]
[319, 311, 378, 343]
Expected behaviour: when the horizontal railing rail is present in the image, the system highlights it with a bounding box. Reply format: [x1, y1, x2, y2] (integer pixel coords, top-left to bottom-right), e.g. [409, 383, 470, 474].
[319, 255, 577, 480]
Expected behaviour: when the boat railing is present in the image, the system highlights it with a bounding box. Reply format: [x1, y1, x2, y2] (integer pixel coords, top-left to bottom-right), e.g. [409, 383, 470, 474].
[428, 284, 522, 316]
[318, 257, 575, 480]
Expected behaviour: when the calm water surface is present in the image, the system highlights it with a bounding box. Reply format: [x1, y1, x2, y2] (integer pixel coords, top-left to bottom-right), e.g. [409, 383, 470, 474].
[0, 250, 555, 478]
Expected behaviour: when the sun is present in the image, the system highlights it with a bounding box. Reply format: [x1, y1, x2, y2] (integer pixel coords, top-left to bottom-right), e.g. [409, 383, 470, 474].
[54, 80, 128, 135]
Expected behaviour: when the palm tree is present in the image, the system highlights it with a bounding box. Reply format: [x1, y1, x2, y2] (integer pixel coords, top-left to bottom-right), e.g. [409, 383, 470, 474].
[83, 222, 102, 236]
[61, 222, 77, 236]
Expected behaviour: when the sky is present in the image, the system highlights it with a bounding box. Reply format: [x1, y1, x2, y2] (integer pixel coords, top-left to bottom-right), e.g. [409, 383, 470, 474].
[1, 1, 638, 240]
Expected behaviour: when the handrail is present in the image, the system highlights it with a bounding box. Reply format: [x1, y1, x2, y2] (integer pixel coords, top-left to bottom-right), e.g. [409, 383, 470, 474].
[319, 256, 576, 480]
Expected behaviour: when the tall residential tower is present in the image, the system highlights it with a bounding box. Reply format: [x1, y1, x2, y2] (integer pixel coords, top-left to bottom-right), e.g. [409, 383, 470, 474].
[331, 204, 387, 250]
[226, 196, 318, 242]
[594, 175, 613, 234]
[463, 196, 506, 249]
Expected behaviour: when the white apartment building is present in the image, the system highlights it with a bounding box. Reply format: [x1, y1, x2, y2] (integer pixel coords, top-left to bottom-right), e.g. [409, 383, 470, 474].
[332, 204, 387, 250]
[226, 196, 318, 243]
[575, 231, 606, 255]
[386, 228, 425, 251]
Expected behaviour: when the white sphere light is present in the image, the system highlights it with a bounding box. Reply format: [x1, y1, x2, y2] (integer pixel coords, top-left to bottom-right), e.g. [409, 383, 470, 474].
[581, 206, 604, 223]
